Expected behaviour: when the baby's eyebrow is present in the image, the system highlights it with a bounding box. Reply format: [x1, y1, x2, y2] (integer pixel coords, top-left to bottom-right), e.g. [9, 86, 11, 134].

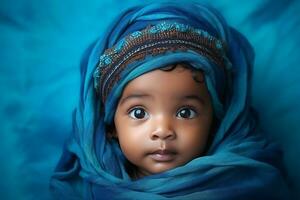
[119, 94, 152, 105]
[179, 95, 205, 104]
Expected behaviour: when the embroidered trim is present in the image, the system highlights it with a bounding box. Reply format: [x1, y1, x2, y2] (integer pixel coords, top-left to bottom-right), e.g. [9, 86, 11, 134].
[93, 22, 227, 103]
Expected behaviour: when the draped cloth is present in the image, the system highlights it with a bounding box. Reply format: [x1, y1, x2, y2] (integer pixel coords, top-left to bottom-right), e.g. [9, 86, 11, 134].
[50, 2, 289, 199]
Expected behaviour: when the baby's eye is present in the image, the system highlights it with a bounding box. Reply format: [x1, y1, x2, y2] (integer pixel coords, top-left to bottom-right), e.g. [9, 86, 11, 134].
[176, 108, 197, 119]
[128, 107, 149, 120]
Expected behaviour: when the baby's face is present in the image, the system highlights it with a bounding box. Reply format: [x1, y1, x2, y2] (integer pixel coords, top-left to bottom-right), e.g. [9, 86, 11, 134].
[114, 65, 213, 178]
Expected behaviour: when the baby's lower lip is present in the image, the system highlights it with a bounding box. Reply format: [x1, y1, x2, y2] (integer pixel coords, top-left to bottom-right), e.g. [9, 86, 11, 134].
[148, 151, 177, 162]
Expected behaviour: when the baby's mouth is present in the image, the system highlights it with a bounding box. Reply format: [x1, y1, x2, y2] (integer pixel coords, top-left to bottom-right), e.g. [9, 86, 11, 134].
[148, 149, 177, 162]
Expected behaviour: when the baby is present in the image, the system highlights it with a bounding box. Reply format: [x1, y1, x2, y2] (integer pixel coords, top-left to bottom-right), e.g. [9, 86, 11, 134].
[51, 2, 289, 199]
[112, 64, 213, 179]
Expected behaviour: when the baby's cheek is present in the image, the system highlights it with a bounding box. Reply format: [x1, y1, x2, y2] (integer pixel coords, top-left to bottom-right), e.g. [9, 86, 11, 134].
[118, 128, 145, 161]
[177, 124, 210, 151]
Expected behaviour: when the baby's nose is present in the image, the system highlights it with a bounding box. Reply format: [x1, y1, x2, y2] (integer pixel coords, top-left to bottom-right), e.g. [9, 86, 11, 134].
[150, 117, 176, 140]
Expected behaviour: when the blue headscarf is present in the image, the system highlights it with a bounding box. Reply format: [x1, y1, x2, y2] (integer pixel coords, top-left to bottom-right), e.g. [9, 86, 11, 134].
[50, 2, 289, 199]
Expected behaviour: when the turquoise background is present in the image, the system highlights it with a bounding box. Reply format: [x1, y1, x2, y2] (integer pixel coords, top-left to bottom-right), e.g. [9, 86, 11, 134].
[1, 0, 299, 199]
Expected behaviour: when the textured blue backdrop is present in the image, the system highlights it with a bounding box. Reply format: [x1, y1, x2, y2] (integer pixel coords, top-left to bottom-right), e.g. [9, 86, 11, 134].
[1, 0, 299, 199]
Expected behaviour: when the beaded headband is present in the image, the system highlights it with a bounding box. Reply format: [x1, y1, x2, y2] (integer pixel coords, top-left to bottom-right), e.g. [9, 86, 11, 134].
[93, 21, 227, 103]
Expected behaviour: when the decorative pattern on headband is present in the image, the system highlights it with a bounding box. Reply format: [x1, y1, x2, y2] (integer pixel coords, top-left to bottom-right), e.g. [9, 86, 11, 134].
[94, 21, 226, 103]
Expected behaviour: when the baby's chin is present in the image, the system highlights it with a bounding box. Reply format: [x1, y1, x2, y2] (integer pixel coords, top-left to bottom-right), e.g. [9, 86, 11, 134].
[138, 160, 189, 177]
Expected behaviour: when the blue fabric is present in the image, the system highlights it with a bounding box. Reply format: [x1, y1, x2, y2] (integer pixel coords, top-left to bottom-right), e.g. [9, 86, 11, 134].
[1, 0, 300, 199]
[49, 2, 289, 199]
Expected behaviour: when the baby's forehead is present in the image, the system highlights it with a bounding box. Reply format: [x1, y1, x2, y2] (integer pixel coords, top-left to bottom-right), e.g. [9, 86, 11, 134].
[119, 65, 210, 103]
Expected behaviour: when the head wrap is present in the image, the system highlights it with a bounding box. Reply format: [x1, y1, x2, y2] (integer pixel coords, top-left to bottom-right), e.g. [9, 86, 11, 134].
[51, 2, 289, 199]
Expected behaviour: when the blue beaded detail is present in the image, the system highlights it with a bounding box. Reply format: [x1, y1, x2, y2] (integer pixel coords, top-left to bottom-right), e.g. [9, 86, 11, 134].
[130, 31, 142, 38]
[215, 40, 222, 49]
[96, 22, 224, 68]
